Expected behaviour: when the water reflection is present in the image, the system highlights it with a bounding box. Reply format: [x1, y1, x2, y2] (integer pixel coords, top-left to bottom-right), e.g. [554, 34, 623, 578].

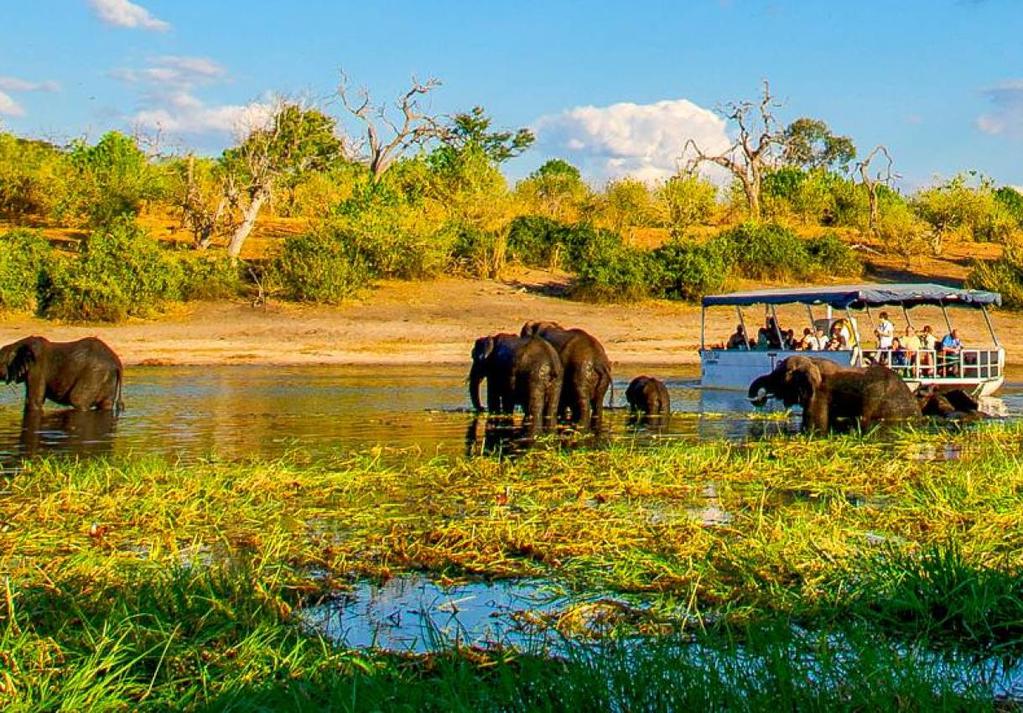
[0, 364, 1019, 468]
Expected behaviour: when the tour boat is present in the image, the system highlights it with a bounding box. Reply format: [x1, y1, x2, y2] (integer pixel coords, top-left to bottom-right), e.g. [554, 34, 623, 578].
[699, 283, 1005, 396]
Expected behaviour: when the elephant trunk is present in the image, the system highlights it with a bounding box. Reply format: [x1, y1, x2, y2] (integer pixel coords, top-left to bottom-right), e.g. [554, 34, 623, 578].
[469, 362, 484, 412]
[748, 374, 772, 406]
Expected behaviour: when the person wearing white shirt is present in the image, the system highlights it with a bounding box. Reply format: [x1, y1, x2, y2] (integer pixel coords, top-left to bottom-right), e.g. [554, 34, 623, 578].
[875, 312, 895, 350]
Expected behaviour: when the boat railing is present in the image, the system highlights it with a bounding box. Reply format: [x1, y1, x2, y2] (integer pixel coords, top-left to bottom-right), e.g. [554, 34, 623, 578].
[861, 348, 1002, 381]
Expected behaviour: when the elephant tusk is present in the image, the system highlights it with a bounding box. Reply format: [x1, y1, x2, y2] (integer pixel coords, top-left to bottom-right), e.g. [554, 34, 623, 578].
[748, 387, 768, 404]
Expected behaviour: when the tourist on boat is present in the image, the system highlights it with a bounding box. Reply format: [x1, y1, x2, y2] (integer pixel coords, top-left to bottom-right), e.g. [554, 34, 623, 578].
[830, 319, 852, 350]
[875, 312, 895, 350]
[920, 325, 938, 375]
[726, 324, 749, 350]
[814, 326, 827, 350]
[940, 329, 962, 376]
[798, 327, 817, 350]
[783, 329, 796, 350]
[891, 337, 908, 371]
[902, 326, 921, 370]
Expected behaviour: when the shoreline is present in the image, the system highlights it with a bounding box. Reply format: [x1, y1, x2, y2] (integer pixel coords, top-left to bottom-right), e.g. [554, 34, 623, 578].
[2, 273, 1021, 369]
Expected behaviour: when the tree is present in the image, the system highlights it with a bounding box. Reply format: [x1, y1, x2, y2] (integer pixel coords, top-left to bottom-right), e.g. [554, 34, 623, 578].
[172, 155, 232, 250]
[514, 159, 590, 222]
[782, 118, 856, 172]
[682, 81, 784, 221]
[222, 103, 344, 258]
[436, 106, 534, 164]
[599, 178, 657, 233]
[68, 131, 162, 226]
[338, 72, 442, 183]
[656, 175, 718, 236]
[855, 145, 895, 236]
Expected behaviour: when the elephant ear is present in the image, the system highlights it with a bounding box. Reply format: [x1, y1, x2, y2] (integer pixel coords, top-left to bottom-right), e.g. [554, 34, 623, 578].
[6, 338, 42, 384]
[520, 322, 540, 338]
[786, 360, 822, 406]
[473, 336, 496, 361]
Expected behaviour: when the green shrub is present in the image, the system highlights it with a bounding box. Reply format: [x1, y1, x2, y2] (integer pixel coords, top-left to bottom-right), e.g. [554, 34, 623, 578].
[334, 182, 451, 279]
[571, 230, 654, 302]
[451, 226, 507, 279]
[656, 175, 717, 236]
[965, 241, 1023, 309]
[0, 133, 70, 220]
[64, 131, 164, 227]
[711, 222, 813, 281]
[506, 215, 566, 268]
[0, 229, 54, 311]
[271, 225, 371, 304]
[805, 234, 863, 278]
[651, 238, 728, 300]
[175, 253, 244, 301]
[45, 218, 181, 321]
[994, 186, 1023, 228]
[876, 199, 930, 265]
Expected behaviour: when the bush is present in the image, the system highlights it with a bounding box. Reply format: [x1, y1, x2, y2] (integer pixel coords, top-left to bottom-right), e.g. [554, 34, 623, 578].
[0, 134, 70, 220]
[805, 234, 863, 278]
[451, 226, 507, 279]
[994, 186, 1023, 228]
[651, 238, 728, 300]
[966, 241, 1023, 309]
[571, 229, 654, 303]
[711, 222, 813, 281]
[912, 174, 1014, 252]
[0, 229, 54, 311]
[875, 199, 930, 265]
[271, 225, 371, 304]
[64, 131, 164, 227]
[176, 253, 244, 301]
[656, 175, 717, 236]
[334, 182, 451, 279]
[45, 219, 181, 321]
[506, 215, 566, 268]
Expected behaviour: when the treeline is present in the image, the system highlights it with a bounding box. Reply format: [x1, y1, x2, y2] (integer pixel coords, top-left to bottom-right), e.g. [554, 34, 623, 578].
[1, 85, 1022, 320]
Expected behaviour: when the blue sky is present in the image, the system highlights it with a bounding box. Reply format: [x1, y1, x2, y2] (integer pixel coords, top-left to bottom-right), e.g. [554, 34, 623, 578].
[1, 0, 1021, 188]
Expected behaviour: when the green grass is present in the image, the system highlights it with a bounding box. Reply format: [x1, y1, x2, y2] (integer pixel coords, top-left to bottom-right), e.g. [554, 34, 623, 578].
[4, 423, 1023, 708]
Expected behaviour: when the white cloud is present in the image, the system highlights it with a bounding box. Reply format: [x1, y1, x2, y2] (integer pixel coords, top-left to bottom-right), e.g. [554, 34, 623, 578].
[533, 98, 731, 184]
[0, 76, 60, 93]
[977, 79, 1023, 138]
[0, 90, 25, 117]
[111, 55, 271, 138]
[88, 0, 169, 31]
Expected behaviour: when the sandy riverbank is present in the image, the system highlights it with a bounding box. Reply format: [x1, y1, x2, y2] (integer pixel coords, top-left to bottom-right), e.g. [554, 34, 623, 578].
[0, 270, 1020, 368]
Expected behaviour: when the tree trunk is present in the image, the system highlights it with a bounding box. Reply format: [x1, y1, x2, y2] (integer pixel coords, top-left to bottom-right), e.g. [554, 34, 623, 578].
[866, 183, 880, 236]
[227, 188, 267, 259]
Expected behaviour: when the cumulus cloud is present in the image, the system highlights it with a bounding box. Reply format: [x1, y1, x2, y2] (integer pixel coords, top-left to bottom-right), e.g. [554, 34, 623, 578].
[533, 98, 731, 184]
[89, 0, 169, 31]
[0, 76, 60, 93]
[0, 90, 25, 117]
[111, 55, 271, 138]
[977, 79, 1023, 138]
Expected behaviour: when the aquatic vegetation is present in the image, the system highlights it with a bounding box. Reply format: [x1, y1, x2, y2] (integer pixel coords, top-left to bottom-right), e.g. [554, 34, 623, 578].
[4, 423, 1023, 707]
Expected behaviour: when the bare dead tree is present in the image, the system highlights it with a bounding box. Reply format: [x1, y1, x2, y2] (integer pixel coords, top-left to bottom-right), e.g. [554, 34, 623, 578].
[177, 154, 235, 250]
[855, 145, 896, 236]
[681, 81, 784, 221]
[337, 72, 442, 182]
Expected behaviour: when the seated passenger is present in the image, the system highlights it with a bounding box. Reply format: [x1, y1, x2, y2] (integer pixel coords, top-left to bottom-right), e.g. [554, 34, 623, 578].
[902, 326, 921, 370]
[783, 329, 796, 350]
[756, 327, 771, 350]
[726, 324, 749, 350]
[920, 325, 938, 375]
[764, 318, 783, 349]
[891, 337, 907, 368]
[830, 321, 851, 350]
[798, 327, 814, 351]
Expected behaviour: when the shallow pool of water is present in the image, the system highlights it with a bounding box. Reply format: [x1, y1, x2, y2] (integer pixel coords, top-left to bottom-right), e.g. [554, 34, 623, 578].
[0, 364, 1019, 467]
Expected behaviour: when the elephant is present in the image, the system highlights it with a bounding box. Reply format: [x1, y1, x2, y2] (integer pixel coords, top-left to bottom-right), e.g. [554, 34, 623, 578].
[747, 355, 919, 432]
[19, 408, 117, 458]
[520, 321, 611, 427]
[916, 386, 990, 422]
[0, 336, 124, 413]
[469, 333, 563, 432]
[626, 376, 671, 418]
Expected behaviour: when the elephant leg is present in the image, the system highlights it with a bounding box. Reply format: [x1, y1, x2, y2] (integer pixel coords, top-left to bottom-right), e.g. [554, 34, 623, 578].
[543, 379, 560, 428]
[592, 373, 610, 423]
[24, 376, 45, 412]
[486, 382, 501, 414]
[803, 396, 829, 433]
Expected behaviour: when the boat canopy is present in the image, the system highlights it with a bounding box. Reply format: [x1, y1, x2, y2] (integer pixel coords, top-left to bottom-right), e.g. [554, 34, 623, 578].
[701, 283, 1002, 310]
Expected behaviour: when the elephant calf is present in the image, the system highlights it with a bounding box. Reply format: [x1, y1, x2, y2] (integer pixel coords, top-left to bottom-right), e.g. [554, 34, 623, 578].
[0, 336, 124, 413]
[626, 376, 670, 418]
[468, 333, 563, 432]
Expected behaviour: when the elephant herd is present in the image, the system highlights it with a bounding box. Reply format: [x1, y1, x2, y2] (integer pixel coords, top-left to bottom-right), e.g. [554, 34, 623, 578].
[748, 355, 991, 433]
[469, 321, 670, 433]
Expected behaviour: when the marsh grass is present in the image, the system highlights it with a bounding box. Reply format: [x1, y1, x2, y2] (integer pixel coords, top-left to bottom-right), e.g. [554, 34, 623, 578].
[4, 423, 1023, 708]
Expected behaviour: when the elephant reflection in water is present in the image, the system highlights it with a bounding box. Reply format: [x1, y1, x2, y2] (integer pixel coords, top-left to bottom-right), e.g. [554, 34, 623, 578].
[464, 415, 534, 458]
[19, 409, 118, 458]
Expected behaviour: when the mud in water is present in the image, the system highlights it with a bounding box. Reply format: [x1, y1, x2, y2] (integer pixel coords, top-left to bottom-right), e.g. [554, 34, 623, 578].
[0, 364, 1020, 468]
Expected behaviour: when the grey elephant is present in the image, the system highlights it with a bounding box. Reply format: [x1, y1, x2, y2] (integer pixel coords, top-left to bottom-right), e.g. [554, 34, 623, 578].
[469, 333, 563, 432]
[747, 355, 918, 432]
[0, 336, 124, 413]
[520, 321, 611, 427]
[916, 386, 990, 422]
[626, 376, 671, 418]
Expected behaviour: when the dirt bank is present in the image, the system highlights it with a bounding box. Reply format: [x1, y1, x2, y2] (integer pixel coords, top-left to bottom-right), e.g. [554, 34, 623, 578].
[0, 268, 1020, 368]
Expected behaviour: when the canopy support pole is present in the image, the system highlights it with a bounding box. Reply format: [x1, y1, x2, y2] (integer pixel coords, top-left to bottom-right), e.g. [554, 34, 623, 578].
[940, 301, 954, 335]
[981, 305, 1000, 347]
[901, 301, 914, 329]
[769, 304, 784, 349]
[736, 306, 750, 350]
[805, 305, 815, 330]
